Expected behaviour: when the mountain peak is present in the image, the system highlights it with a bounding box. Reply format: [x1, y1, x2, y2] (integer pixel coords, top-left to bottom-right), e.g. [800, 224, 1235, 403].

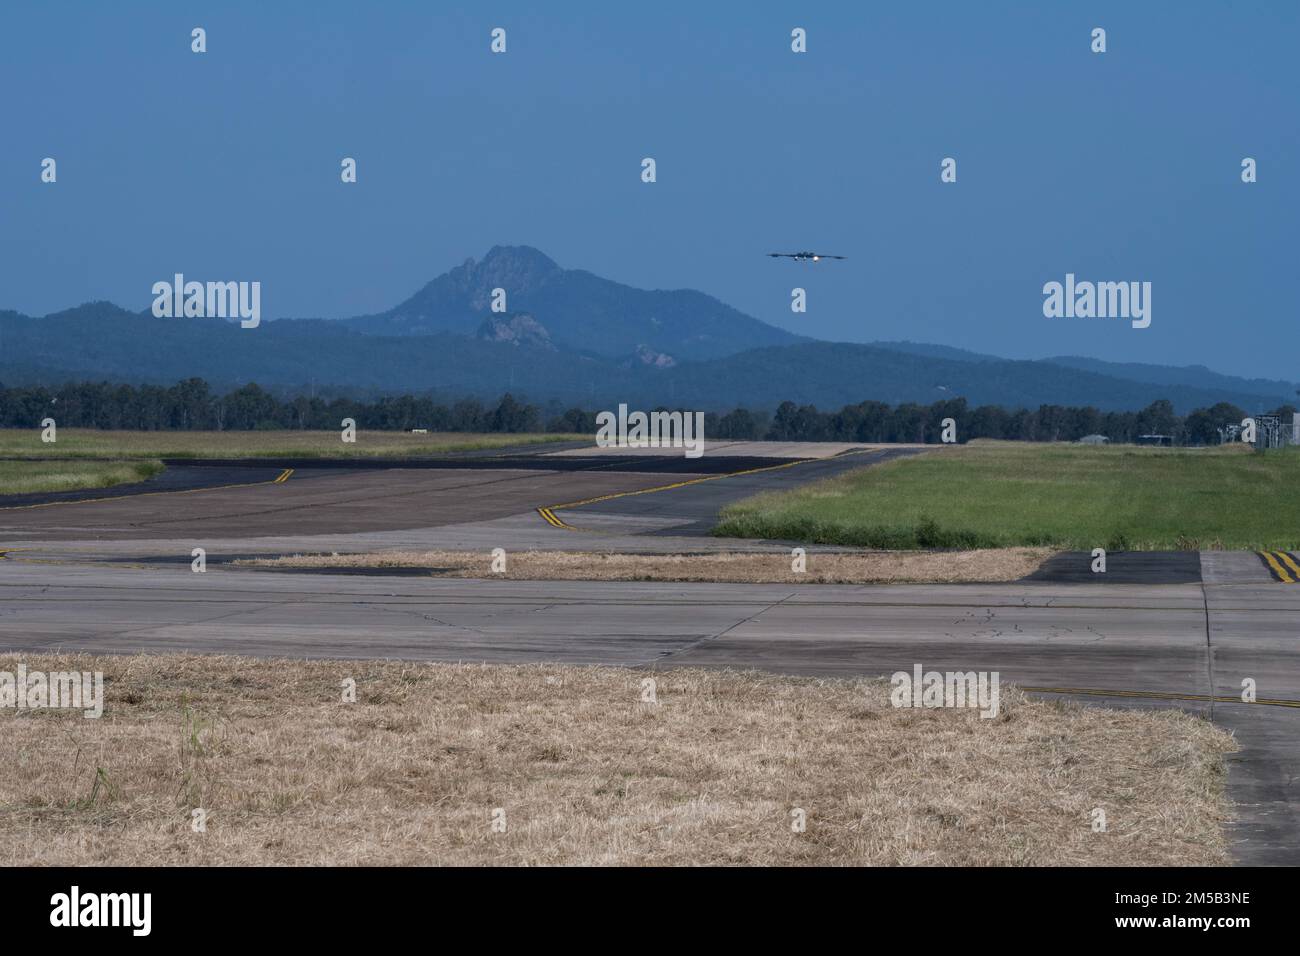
[481, 245, 560, 272]
[365, 246, 801, 360]
[469, 245, 561, 298]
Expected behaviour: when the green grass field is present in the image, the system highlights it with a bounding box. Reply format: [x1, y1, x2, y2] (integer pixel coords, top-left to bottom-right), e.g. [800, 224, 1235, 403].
[0, 459, 164, 496]
[0, 429, 583, 460]
[714, 441, 1300, 551]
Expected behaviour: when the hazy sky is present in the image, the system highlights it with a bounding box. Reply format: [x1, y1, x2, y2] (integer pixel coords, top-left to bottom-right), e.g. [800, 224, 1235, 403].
[2, 1, 1296, 379]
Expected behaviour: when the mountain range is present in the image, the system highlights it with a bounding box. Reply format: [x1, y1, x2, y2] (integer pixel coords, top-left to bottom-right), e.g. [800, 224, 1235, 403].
[1, 246, 1294, 414]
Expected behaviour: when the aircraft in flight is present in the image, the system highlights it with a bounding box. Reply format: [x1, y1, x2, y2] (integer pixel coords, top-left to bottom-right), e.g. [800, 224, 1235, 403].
[767, 252, 846, 262]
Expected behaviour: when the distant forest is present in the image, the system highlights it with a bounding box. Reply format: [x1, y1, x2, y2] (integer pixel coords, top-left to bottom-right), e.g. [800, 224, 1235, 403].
[0, 378, 1293, 446]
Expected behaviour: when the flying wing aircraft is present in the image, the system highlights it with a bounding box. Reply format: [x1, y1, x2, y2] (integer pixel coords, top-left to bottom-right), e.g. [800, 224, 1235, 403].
[767, 252, 846, 262]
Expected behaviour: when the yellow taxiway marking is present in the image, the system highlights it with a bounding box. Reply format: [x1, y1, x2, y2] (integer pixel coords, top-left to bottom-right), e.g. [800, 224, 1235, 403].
[1258, 551, 1298, 583]
[537, 507, 576, 530]
[1274, 550, 1300, 578]
[536, 449, 883, 533]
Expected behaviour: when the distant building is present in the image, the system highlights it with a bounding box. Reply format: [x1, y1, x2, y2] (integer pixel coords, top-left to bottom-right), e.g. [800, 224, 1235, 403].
[1135, 434, 1172, 447]
[1252, 414, 1287, 449]
[1076, 434, 1110, 445]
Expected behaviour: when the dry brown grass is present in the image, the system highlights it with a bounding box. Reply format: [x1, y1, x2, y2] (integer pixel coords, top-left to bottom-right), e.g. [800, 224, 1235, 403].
[0, 653, 1235, 866]
[236, 547, 1055, 584]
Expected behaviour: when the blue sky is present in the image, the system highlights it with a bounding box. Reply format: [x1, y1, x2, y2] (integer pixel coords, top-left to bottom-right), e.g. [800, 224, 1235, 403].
[2, 1, 1296, 379]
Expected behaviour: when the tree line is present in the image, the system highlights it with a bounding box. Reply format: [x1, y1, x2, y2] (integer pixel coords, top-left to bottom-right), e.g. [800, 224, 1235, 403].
[0, 378, 1290, 445]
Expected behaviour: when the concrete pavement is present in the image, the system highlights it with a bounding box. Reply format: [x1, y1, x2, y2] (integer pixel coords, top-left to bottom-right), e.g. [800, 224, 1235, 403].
[0, 560, 1296, 863]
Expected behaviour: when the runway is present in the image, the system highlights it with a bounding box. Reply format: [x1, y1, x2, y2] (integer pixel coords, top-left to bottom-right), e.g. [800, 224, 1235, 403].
[0, 444, 919, 554]
[0, 443, 1296, 863]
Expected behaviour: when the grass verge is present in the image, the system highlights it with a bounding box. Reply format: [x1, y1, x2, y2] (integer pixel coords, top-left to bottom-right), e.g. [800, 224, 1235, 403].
[0, 459, 163, 495]
[0, 653, 1235, 865]
[714, 440, 1300, 551]
[0, 429, 584, 460]
[235, 547, 1054, 583]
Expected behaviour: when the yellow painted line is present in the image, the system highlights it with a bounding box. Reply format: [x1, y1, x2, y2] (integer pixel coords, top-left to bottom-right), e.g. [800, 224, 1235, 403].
[1, 555, 114, 568]
[537, 448, 884, 532]
[550, 458, 808, 511]
[536, 507, 566, 529]
[0, 468, 295, 511]
[540, 507, 587, 532]
[1024, 685, 1300, 709]
[1275, 550, 1300, 578]
[1259, 551, 1295, 583]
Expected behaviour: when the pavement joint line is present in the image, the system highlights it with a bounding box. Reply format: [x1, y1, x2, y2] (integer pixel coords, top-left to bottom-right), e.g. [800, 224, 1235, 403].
[0, 586, 1238, 612]
[1201, 583, 1216, 721]
[0, 580, 1220, 609]
[644, 589, 801, 665]
[1023, 686, 1300, 709]
[0, 574, 1262, 612]
[535, 447, 886, 533]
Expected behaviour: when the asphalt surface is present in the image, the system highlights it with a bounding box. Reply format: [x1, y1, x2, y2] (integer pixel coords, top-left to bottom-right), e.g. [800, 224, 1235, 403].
[0, 466, 702, 540]
[1027, 550, 1204, 584]
[580, 447, 925, 535]
[0, 442, 1296, 864]
[0, 445, 909, 545]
